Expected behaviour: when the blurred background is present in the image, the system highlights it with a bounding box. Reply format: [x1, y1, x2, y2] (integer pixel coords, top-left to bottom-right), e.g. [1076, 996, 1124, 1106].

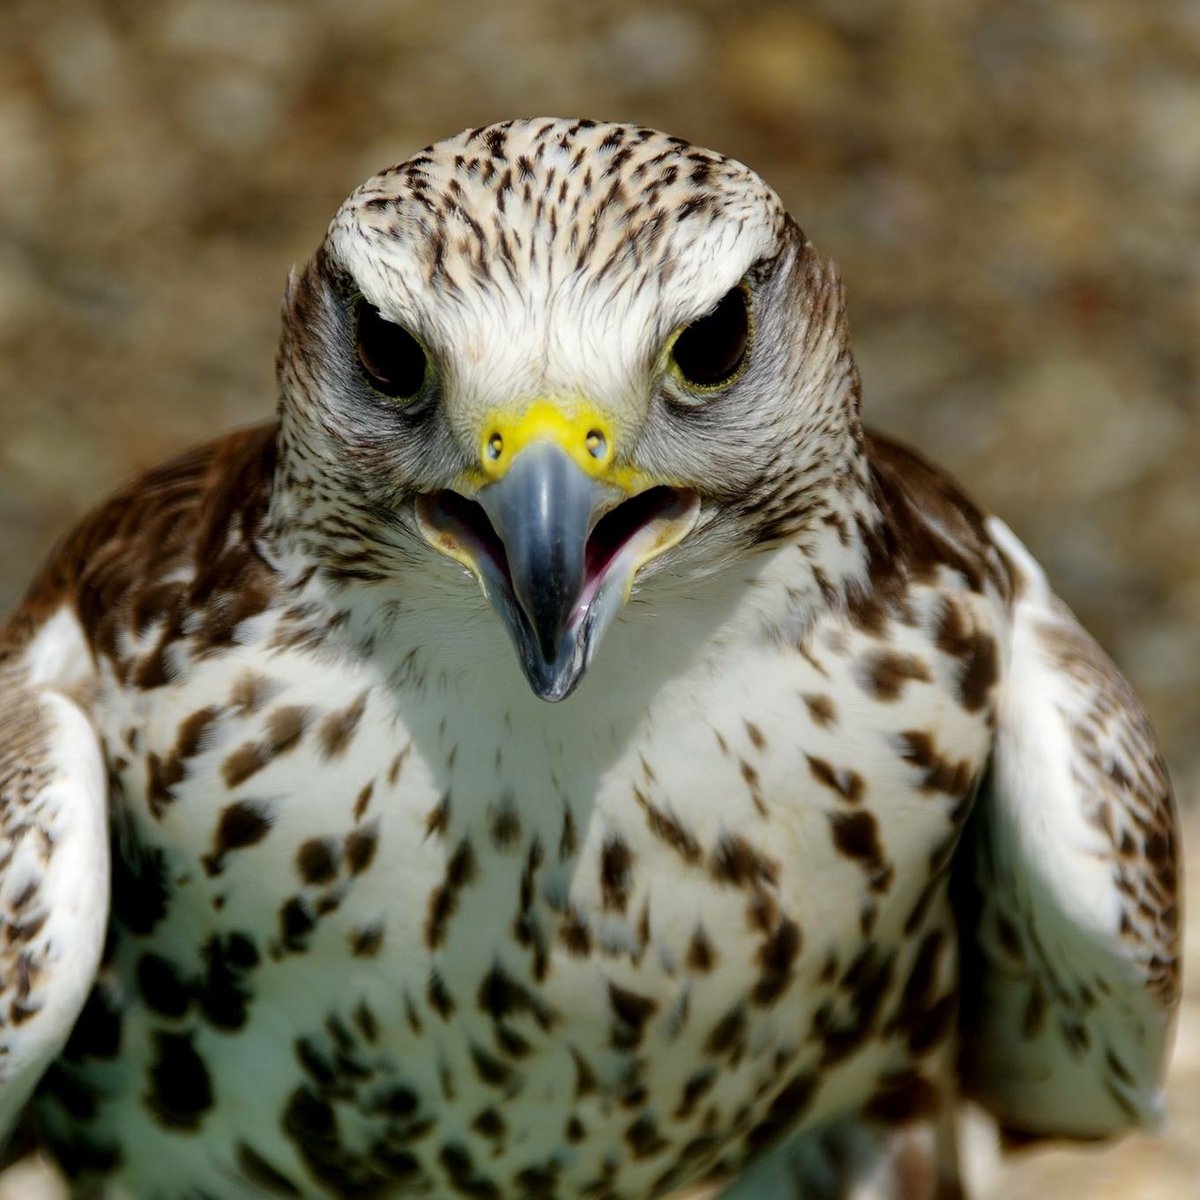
[0, 0, 1196, 1195]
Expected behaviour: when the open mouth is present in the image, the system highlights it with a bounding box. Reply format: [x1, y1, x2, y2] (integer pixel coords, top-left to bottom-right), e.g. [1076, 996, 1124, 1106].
[417, 485, 698, 632]
[415, 435, 699, 702]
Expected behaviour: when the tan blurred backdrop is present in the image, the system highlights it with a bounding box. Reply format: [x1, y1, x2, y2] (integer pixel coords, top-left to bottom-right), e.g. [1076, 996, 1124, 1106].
[0, 1, 1196, 1196]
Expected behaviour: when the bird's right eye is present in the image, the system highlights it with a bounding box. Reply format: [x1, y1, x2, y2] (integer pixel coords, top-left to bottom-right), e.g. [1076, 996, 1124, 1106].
[355, 300, 428, 401]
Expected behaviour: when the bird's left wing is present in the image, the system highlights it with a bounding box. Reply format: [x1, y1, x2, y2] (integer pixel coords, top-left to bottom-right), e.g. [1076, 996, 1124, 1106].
[956, 518, 1181, 1141]
[0, 607, 109, 1146]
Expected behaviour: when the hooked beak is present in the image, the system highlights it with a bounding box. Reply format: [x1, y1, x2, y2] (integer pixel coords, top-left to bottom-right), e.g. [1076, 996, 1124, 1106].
[417, 439, 698, 701]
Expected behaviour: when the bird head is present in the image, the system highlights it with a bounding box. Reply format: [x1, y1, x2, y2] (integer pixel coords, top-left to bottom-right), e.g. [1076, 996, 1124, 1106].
[276, 118, 866, 701]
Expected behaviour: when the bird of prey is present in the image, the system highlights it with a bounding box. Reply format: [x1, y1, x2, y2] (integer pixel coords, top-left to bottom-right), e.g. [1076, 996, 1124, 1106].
[0, 118, 1180, 1200]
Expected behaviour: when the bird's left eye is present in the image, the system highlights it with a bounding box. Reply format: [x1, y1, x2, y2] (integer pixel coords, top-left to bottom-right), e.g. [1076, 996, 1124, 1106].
[355, 300, 428, 400]
[671, 286, 750, 389]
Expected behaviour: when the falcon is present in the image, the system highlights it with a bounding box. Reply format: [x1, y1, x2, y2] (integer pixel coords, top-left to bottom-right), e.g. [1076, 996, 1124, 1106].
[0, 118, 1180, 1199]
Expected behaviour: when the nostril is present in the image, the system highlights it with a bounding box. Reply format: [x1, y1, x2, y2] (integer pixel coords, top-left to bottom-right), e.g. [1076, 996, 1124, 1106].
[585, 430, 606, 459]
[487, 432, 504, 460]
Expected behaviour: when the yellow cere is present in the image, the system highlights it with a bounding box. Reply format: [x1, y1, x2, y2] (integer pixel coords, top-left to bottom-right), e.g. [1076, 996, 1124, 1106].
[475, 399, 642, 491]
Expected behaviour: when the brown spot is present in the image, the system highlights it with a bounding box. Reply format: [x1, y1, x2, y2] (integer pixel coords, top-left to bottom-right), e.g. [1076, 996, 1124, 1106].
[469, 1043, 511, 1087]
[888, 930, 955, 1053]
[426, 889, 456, 950]
[704, 1003, 746, 1058]
[744, 1071, 817, 1152]
[472, 1108, 506, 1139]
[489, 801, 521, 850]
[709, 835, 779, 889]
[373, 1083, 418, 1118]
[674, 1067, 718, 1119]
[236, 1142, 301, 1196]
[136, 953, 191, 1018]
[846, 589, 889, 636]
[752, 917, 802, 1006]
[145, 1031, 214, 1130]
[744, 721, 767, 751]
[176, 706, 221, 759]
[221, 706, 310, 788]
[860, 649, 932, 701]
[296, 838, 338, 886]
[633, 788, 701, 864]
[559, 908, 592, 956]
[316, 691, 368, 759]
[203, 800, 271, 875]
[558, 806, 578, 860]
[476, 962, 550, 1030]
[387, 746, 411, 786]
[221, 743, 269, 791]
[281, 1081, 421, 1193]
[353, 782, 374, 821]
[343, 825, 379, 875]
[570, 1047, 597, 1098]
[428, 971, 456, 1019]
[351, 1002, 378, 1047]
[802, 693, 837, 727]
[1106, 1048, 1135, 1086]
[897, 730, 976, 798]
[438, 1142, 498, 1199]
[934, 597, 971, 657]
[348, 924, 384, 958]
[599, 835, 634, 913]
[625, 1114, 669, 1158]
[425, 793, 451, 838]
[806, 755, 864, 803]
[686, 925, 718, 972]
[425, 838, 478, 948]
[229, 671, 274, 715]
[146, 751, 184, 818]
[812, 943, 896, 1066]
[268, 704, 309, 747]
[608, 982, 658, 1049]
[278, 896, 315, 952]
[494, 1024, 531, 1059]
[828, 811, 893, 893]
[1059, 1016, 1091, 1055]
[739, 758, 767, 814]
[936, 601, 999, 712]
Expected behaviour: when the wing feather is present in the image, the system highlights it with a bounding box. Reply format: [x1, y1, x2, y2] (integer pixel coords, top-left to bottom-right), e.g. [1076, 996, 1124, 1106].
[0, 610, 109, 1146]
[956, 518, 1181, 1140]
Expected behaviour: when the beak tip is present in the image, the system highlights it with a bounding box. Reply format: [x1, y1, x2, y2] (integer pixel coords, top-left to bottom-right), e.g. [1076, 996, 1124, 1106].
[524, 654, 584, 703]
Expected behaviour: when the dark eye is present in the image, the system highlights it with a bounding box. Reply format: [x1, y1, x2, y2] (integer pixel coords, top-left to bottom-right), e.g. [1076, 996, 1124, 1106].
[671, 287, 750, 388]
[355, 300, 427, 400]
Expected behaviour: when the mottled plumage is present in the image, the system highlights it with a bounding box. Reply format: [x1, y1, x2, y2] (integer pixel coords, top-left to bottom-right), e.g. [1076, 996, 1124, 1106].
[0, 119, 1180, 1199]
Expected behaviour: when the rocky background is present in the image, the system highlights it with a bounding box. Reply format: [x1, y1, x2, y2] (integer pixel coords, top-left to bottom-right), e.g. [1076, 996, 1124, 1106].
[0, 0, 1196, 1196]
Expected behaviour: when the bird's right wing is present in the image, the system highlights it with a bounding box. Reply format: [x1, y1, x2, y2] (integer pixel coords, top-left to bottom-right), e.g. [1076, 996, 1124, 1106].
[0, 607, 109, 1146]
